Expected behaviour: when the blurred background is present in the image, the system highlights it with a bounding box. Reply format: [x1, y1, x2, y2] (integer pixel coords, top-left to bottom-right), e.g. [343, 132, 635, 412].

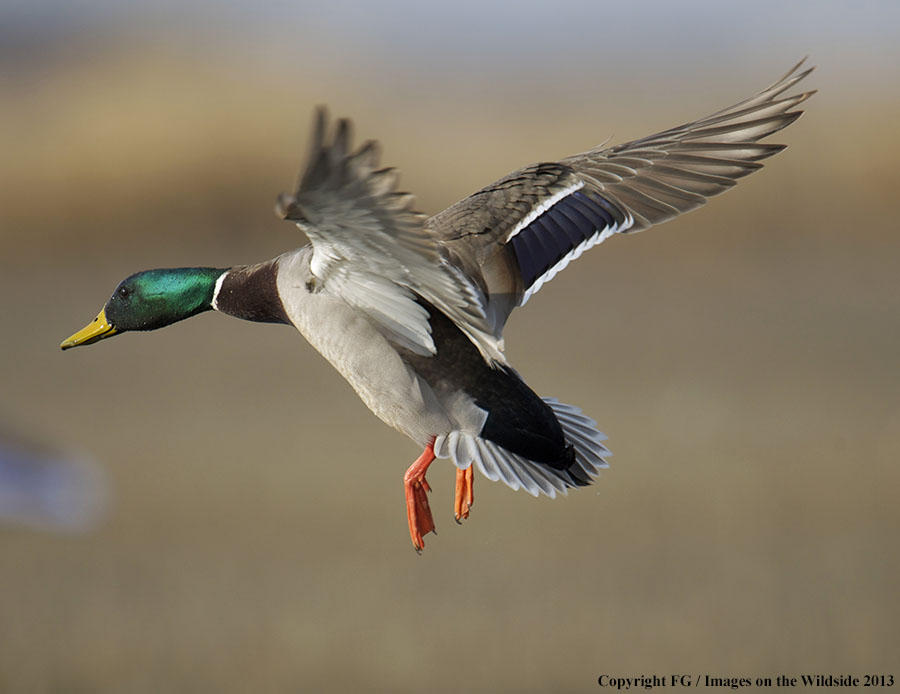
[2, 1, 898, 691]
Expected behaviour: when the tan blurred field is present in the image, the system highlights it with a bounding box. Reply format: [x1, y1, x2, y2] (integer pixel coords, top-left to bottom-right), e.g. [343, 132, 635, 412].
[1, 23, 899, 694]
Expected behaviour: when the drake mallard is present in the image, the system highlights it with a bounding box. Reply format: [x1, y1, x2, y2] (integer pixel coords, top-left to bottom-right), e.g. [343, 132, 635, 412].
[62, 61, 814, 551]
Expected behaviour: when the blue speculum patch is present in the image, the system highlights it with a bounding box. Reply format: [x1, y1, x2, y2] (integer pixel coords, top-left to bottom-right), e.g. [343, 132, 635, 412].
[510, 191, 618, 289]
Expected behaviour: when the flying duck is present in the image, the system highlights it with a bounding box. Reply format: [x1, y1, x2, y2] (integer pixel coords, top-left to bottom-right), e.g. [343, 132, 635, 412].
[61, 61, 814, 551]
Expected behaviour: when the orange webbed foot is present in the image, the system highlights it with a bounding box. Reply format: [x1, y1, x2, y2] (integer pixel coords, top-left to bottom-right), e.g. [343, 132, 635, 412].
[454, 465, 474, 523]
[404, 441, 436, 552]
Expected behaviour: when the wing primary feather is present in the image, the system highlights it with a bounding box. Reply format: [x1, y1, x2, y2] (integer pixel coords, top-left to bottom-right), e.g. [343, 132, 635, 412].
[332, 118, 352, 160]
[681, 112, 803, 144]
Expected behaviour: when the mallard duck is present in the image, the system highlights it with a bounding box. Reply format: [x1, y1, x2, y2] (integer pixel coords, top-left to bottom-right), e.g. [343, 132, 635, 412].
[62, 61, 814, 551]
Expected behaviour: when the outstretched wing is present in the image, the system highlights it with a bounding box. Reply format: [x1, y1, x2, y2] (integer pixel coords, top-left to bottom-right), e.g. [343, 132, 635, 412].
[277, 108, 504, 362]
[430, 60, 815, 332]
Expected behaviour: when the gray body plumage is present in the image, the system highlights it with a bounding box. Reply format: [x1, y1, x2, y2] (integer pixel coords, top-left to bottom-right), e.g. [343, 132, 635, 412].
[230, 61, 814, 497]
[275, 246, 476, 446]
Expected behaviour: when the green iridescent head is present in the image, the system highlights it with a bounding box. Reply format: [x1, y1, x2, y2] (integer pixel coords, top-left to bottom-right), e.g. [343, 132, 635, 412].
[60, 267, 226, 350]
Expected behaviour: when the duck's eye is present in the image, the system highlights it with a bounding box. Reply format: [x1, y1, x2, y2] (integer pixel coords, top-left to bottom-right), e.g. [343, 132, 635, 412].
[117, 286, 132, 299]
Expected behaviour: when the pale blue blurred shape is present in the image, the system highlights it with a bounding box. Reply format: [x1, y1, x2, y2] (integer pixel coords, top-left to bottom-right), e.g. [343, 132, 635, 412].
[2, 0, 899, 81]
[0, 437, 109, 533]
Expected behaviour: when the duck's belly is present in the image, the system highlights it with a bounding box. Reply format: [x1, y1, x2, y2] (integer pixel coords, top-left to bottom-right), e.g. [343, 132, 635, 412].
[282, 289, 456, 445]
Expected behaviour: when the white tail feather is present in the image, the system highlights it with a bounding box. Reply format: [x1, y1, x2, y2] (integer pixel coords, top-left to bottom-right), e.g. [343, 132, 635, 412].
[433, 398, 610, 497]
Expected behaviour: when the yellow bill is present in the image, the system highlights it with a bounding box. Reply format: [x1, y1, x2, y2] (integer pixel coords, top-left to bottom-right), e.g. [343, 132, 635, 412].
[60, 308, 118, 350]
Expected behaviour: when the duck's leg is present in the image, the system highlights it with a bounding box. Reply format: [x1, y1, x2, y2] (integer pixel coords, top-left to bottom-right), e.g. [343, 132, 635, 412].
[404, 439, 436, 552]
[454, 466, 474, 522]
